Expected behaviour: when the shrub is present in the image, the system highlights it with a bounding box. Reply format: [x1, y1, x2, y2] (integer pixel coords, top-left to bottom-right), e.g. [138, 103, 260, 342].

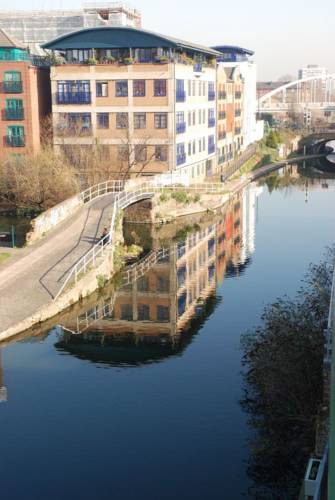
[159, 192, 169, 203]
[171, 191, 190, 204]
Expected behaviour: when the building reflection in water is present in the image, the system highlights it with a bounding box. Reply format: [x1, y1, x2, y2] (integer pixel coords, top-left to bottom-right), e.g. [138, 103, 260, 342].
[0, 350, 8, 403]
[56, 186, 261, 364]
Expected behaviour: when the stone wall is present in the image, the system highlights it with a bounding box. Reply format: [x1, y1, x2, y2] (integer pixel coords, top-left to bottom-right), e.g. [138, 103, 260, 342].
[26, 193, 83, 245]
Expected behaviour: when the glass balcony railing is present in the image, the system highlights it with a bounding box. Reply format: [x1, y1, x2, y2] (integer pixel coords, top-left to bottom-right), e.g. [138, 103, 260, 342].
[208, 117, 215, 128]
[208, 143, 215, 154]
[176, 122, 186, 134]
[176, 90, 186, 102]
[5, 135, 25, 147]
[176, 152, 186, 165]
[218, 154, 226, 164]
[56, 92, 91, 104]
[4, 108, 24, 120]
[3, 81, 23, 93]
[208, 90, 215, 101]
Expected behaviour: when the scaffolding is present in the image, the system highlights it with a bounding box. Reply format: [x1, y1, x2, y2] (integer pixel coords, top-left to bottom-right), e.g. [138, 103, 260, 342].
[0, 2, 142, 55]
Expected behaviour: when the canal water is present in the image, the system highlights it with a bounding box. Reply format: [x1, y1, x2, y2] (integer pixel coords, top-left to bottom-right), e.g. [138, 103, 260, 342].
[0, 164, 334, 500]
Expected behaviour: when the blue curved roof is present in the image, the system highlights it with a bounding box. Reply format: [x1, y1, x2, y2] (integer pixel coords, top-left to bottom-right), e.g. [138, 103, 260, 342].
[212, 45, 254, 56]
[42, 27, 220, 56]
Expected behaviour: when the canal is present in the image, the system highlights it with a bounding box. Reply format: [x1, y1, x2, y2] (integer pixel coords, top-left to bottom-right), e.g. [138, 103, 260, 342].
[0, 164, 334, 499]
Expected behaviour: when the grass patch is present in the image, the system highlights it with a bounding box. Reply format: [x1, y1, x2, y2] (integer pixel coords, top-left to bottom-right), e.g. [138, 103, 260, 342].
[0, 252, 10, 264]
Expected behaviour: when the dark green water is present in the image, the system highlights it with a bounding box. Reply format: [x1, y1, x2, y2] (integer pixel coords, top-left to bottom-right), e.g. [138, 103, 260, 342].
[0, 166, 334, 499]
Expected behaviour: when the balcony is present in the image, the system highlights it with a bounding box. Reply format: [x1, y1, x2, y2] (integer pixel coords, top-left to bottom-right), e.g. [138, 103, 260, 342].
[193, 63, 203, 73]
[56, 92, 91, 104]
[235, 127, 241, 135]
[176, 90, 186, 103]
[219, 111, 226, 120]
[235, 109, 242, 117]
[4, 108, 24, 120]
[208, 143, 215, 154]
[176, 122, 186, 134]
[235, 91, 242, 99]
[176, 152, 186, 166]
[208, 117, 215, 128]
[218, 131, 226, 140]
[218, 154, 226, 164]
[5, 135, 25, 147]
[2, 81, 23, 93]
[208, 90, 215, 101]
[219, 91, 226, 100]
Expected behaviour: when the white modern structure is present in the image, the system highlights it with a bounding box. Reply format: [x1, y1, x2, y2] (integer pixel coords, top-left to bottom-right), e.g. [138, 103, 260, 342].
[0, 2, 142, 54]
[213, 46, 264, 147]
[299, 65, 328, 80]
[240, 184, 263, 264]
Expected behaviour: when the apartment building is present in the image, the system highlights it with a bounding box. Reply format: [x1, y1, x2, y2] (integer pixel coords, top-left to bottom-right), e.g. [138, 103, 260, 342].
[214, 46, 263, 151]
[216, 63, 244, 169]
[0, 29, 51, 159]
[43, 26, 219, 180]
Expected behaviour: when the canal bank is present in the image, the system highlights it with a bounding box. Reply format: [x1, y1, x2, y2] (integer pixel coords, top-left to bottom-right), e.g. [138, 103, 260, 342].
[0, 154, 327, 343]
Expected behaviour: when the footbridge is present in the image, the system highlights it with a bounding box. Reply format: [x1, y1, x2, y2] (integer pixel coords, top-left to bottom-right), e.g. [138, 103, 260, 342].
[258, 74, 335, 113]
[0, 176, 228, 339]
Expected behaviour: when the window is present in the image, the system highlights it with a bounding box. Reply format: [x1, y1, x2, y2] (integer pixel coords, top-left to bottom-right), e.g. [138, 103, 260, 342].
[192, 111, 196, 126]
[203, 137, 206, 149]
[97, 113, 109, 129]
[135, 145, 147, 162]
[138, 276, 149, 291]
[96, 81, 108, 97]
[155, 145, 168, 161]
[199, 139, 202, 152]
[121, 304, 133, 321]
[188, 142, 192, 156]
[188, 111, 192, 126]
[157, 305, 169, 322]
[188, 80, 191, 96]
[133, 79, 145, 97]
[203, 109, 206, 122]
[138, 304, 150, 321]
[192, 81, 196, 96]
[115, 80, 128, 97]
[198, 110, 202, 124]
[192, 140, 196, 154]
[154, 113, 167, 129]
[176, 111, 184, 124]
[4, 71, 21, 82]
[198, 81, 202, 96]
[118, 145, 129, 161]
[157, 276, 169, 292]
[116, 113, 128, 129]
[154, 79, 167, 97]
[134, 113, 146, 129]
[5, 98, 23, 118]
[203, 81, 206, 95]
[6, 125, 24, 146]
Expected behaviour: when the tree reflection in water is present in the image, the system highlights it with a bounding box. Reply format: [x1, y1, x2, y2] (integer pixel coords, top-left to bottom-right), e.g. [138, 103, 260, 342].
[240, 247, 334, 499]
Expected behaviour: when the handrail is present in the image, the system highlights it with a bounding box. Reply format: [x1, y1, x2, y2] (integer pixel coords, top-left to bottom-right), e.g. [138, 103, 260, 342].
[53, 179, 228, 300]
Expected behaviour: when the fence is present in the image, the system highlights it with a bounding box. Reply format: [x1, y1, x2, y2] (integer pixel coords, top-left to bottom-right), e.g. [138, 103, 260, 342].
[221, 144, 257, 179]
[54, 179, 229, 300]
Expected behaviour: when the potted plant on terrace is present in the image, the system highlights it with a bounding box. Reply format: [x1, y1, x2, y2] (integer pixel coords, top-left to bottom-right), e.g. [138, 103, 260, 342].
[87, 57, 97, 65]
[122, 57, 134, 65]
[154, 54, 169, 64]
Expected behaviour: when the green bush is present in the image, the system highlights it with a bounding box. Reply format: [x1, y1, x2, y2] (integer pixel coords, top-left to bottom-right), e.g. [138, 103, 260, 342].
[171, 191, 190, 204]
[159, 192, 169, 203]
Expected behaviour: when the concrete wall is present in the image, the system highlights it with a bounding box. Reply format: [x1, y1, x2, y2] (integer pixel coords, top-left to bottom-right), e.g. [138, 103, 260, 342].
[26, 193, 83, 244]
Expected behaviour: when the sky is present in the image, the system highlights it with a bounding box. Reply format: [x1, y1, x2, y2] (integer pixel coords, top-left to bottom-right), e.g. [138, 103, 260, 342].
[2, 0, 334, 80]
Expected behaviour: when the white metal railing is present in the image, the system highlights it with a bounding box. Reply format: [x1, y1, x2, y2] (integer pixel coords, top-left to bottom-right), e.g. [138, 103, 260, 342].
[53, 179, 228, 300]
[81, 180, 124, 204]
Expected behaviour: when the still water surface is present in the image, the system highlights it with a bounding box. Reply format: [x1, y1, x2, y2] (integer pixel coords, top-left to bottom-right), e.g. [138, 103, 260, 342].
[0, 165, 335, 499]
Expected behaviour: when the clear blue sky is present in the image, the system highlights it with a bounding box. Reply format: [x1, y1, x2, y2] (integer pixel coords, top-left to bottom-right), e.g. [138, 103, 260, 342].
[4, 0, 334, 80]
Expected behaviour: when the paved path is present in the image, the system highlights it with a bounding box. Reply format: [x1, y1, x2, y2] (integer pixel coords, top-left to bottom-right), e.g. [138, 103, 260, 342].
[0, 194, 115, 333]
